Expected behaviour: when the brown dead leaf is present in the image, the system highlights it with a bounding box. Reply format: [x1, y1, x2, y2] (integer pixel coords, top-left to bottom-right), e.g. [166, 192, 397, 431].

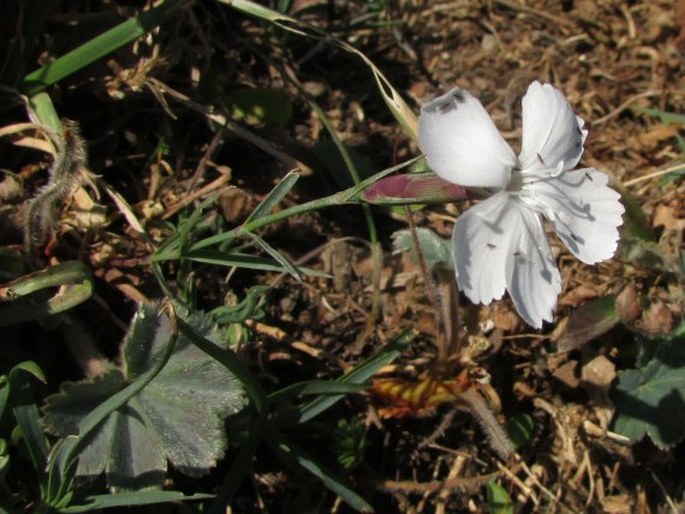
[0, 173, 22, 202]
[601, 494, 634, 514]
[573, 0, 599, 22]
[558, 284, 600, 307]
[616, 285, 642, 324]
[581, 356, 616, 397]
[629, 124, 678, 151]
[490, 304, 520, 332]
[220, 187, 255, 223]
[66, 188, 107, 232]
[675, 0, 685, 49]
[553, 360, 580, 389]
[640, 300, 674, 335]
[653, 203, 684, 231]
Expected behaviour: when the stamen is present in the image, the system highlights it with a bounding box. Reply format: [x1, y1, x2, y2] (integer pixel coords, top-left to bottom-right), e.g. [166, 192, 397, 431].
[451, 90, 466, 103]
[437, 100, 454, 113]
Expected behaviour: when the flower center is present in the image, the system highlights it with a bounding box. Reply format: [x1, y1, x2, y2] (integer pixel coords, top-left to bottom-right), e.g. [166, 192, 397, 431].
[506, 167, 524, 193]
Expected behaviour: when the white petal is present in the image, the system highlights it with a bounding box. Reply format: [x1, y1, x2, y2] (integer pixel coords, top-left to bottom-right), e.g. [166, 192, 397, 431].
[452, 191, 514, 305]
[505, 205, 561, 329]
[518, 81, 586, 175]
[526, 168, 625, 264]
[419, 87, 516, 189]
[453, 192, 561, 328]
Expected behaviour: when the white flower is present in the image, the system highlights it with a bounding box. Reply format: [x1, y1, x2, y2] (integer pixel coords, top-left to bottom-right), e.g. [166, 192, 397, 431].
[418, 81, 624, 328]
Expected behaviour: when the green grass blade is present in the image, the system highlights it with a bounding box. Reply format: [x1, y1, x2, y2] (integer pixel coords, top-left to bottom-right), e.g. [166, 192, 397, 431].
[61, 491, 214, 512]
[44, 436, 78, 507]
[9, 366, 49, 482]
[175, 250, 325, 276]
[0, 261, 93, 327]
[26, 91, 62, 133]
[267, 381, 366, 404]
[297, 329, 413, 423]
[270, 431, 373, 512]
[21, 0, 186, 96]
[206, 417, 265, 514]
[635, 106, 685, 125]
[175, 315, 267, 413]
[245, 232, 302, 279]
[244, 170, 300, 223]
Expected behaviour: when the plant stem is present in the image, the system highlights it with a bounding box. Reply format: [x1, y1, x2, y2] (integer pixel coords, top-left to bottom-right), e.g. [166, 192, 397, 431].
[186, 156, 420, 252]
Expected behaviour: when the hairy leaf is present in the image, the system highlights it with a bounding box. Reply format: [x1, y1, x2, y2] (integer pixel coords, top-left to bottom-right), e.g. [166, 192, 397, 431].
[612, 330, 685, 448]
[392, 227, 453, 272]
[43, 304, 247, 489]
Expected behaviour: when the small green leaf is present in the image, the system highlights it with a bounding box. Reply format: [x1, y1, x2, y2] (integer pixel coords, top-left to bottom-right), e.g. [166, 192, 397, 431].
[485, 480, 513, 514]
[246, 232, 302, 280]
[620, 238, 678, 274]
[0, 438, 8, 477]
[617, 185, 654, 242]
[392, 227, 453, 272]
[8, 364, 49, 480]
[268, 381, 366, 404]
[180, 250, 325, 276]
[506, 413, 534, 450]
[554, 296, 620, 353]
[27, 91, 62, 133]
[612, 335, 685, 448]
[211, 285, 269, 324]
[332, 418, 367, 471]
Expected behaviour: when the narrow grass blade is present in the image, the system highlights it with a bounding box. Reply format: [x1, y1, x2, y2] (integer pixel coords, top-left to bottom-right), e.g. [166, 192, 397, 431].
[0, 261, 93, 326]
[175, 315, 267, 413]
[298, 329, 413, 423]
[244, 170, 300, 223]
[9, 366, 49, 482]
[22, 0, 186, 96]
[270, 431, 373, 512]
[245, 232, 302, 279]
[178, 250, 324, 276]
[635, 106, 685, 125]
[61, 491, 214, 512]
[26, 92, 62, 134]
[267, 381, 366, 404]
[45, 435, 79, 508]
[206, 417, 265, 514]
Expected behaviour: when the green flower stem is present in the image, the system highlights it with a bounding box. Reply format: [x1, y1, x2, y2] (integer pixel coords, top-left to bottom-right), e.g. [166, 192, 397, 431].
[185, 156, 421, 253]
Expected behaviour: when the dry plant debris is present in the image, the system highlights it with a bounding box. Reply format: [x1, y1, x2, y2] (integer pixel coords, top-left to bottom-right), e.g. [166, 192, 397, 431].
[1, 0, 683, 512]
